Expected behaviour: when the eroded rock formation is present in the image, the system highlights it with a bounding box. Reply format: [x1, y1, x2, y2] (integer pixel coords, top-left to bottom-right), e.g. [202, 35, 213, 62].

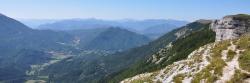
[211, 14, 250, 41]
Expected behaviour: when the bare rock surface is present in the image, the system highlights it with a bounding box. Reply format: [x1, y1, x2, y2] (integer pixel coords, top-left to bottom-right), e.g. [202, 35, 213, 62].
[211, 14, 250, 41]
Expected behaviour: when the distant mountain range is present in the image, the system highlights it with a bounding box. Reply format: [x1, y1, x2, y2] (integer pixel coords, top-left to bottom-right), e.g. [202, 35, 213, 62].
[17, 19, 58, 28]
[25, 18, 188, 39]
[142, 23, 177, 39]
[0, 14, 151, 82]
[35, 19, 188, 31]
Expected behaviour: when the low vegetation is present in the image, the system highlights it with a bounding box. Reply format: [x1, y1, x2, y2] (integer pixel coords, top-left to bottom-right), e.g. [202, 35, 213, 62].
[173, 74, 185, 83]
[227, 50, 236, 61]
[228, 70, 248, 83]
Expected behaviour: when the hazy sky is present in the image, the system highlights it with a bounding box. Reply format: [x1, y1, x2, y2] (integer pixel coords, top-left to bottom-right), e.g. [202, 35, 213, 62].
[0, 0, 250, 21]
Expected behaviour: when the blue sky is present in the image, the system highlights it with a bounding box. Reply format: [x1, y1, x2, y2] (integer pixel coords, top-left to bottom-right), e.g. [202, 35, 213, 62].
[0, 0, 250, 21]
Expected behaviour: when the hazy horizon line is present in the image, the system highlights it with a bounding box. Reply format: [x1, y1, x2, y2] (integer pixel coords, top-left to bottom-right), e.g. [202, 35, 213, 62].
[16, 17, 190, 22]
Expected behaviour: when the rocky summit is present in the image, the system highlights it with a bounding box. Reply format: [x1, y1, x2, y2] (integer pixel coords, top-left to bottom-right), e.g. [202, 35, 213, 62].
[211, 14, 250, 41]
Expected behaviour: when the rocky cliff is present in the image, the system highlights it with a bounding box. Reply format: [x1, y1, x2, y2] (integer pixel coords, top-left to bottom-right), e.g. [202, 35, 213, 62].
[211, 14, 250, 41]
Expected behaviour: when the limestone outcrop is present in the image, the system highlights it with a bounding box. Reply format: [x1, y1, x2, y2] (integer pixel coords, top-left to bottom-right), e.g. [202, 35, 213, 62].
[211, 14, 250, 41]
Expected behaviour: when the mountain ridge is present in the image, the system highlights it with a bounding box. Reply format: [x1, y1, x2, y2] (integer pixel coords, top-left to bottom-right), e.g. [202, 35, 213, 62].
[121, 34, 250, 83]
[119, 14, 250, 83]
[103, 21, 215, 83]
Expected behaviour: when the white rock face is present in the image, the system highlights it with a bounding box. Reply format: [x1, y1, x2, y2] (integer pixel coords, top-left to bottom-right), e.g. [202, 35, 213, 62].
[175, 28, 189, 39]
[211, 15, 250, 41]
